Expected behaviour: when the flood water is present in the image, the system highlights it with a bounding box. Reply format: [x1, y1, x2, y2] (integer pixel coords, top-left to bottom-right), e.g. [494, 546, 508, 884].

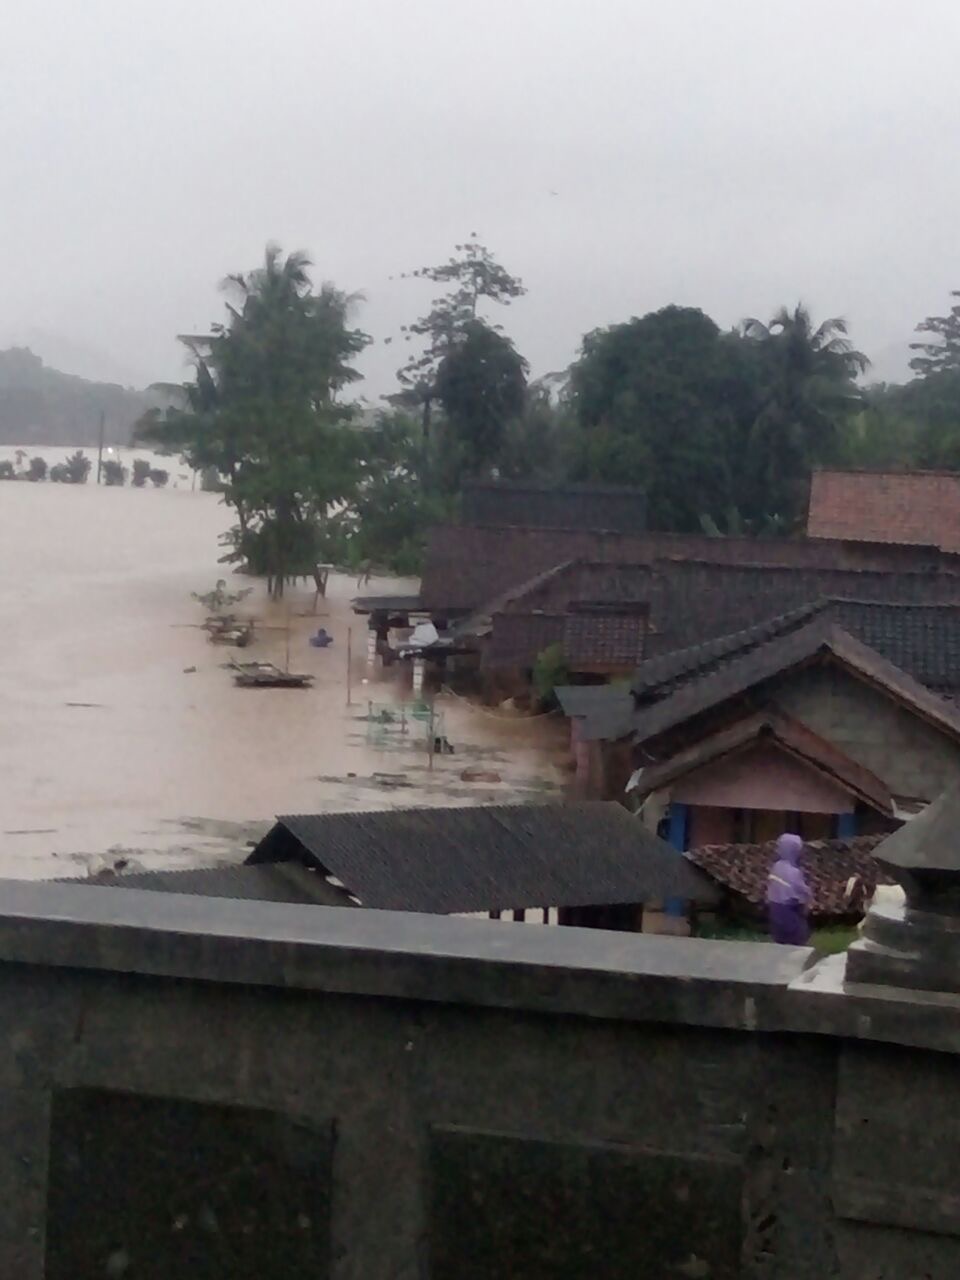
[0, 446, 566, 880]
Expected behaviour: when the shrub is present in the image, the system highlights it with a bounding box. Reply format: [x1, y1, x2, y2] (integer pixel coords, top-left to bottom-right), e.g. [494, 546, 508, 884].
[49, 463, 68, 483]
[149, 467, 169, 488]
[64, 451, 92, 484]
[532, 642, 570, 708]
[132, 458, 151, 488]
[0, 460, 15, 480]
[27, 456, 47, 482]
[102, 459, 127, 486]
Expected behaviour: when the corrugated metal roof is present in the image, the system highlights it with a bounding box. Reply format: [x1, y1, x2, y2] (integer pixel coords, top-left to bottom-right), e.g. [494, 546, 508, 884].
[250, 802, 720, 913]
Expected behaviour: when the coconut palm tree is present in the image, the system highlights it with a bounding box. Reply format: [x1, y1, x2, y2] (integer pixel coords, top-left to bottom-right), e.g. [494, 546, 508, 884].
[740, 304, 869, 528]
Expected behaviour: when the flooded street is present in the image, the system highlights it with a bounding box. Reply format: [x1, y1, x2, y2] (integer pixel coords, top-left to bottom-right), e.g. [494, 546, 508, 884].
[0, 447, 566, 880]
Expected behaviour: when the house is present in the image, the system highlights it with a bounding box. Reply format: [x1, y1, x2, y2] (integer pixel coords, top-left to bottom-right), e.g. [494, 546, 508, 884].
[78, 802, 720, 934]
[807, 468, 960, 554]
[560, 607, 960, 846]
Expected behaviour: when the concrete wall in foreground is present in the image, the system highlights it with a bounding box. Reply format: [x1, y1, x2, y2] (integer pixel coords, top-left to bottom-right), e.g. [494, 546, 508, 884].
[0, 881, 958, 1277]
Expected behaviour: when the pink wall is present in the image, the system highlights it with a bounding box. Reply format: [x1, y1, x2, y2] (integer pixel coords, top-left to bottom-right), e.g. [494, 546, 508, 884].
[671, 743, 855, 814]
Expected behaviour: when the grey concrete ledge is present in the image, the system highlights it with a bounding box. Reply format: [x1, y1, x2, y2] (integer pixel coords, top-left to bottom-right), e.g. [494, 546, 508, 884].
[0, 879, 957, 1053]
[0, 879, 809, 1032]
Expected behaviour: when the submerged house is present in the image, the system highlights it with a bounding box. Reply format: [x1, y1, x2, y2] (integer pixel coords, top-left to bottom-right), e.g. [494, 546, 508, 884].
[561, 603, 960, 846]
[82, 802, 719, 934]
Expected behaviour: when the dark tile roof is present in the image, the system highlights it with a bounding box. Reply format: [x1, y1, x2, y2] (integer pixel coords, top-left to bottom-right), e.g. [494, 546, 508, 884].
[686, 834, 894, 918]
[563, 612, 648, 669]
[808, 469, 960, 553]
[632, 618, 960, 747]
[633, 710, 893, 815]
[419, 526, 941, 613]
[631, 595, 960, 704]
[248, 802, 720, 913]
[483, 613, 565, 669]
[60, 862, 354, 906]
[484, 609, 649, 672]
[644, 559, 960, 657]
[462, 481, 647, 534]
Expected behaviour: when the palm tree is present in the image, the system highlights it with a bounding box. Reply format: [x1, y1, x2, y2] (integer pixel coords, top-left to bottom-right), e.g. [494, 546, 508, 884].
[740, 304, 869, 527]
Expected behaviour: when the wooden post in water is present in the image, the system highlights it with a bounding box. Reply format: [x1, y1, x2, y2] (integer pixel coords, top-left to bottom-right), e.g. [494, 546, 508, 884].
[346, 626, 353, 706]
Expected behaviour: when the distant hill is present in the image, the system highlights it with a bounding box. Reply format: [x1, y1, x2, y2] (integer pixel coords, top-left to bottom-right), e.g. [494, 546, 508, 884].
[0, 347, 166, 446]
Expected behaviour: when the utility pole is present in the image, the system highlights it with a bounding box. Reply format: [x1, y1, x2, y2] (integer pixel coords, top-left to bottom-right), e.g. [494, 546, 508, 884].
[96, 412, 105, 484]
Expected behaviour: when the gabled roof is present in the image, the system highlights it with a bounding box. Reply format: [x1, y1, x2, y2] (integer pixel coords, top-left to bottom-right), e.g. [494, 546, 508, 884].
[643, 559, 960, 657]
[686, 834, 893, 918]
[632, 617, 960, 747]
[248, 802, 720, 913]
[419, 525, 938, 613]
[632, 709, 893, 815]
[808, 469, 960, 553]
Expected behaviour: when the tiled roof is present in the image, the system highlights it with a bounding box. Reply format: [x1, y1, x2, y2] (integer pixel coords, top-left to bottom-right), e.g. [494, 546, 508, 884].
[807, 469, 960, 553]
[632, 618, 960, 747]
[643, 560, 960, 658]
[632, 596, 960, 700]
[563, 612, 648, 669]
[249, 802, 720, 913]
[419, 526, 939, 613]
[633, 710, 893, 815]
[484, 609, 648, 671]
[686, 834, 894, 918]
[462, 481, 647, 533]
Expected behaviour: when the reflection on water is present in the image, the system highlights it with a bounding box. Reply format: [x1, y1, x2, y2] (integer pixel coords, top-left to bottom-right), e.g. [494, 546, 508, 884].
[0, 449, 565, 878]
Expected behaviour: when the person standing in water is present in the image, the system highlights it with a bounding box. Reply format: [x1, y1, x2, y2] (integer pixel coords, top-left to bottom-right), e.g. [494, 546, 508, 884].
[766, 833, 812, 945]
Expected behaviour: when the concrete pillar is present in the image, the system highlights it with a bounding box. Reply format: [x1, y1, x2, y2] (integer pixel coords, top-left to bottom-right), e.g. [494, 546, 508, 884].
[366, 629, 378, 669]
[412, 658, 425, 698]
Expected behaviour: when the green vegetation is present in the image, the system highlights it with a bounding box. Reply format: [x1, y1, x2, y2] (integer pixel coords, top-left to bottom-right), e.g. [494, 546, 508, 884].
[102, 459, 126, 486]
[117, 236, 960, 584]
[131, 458, 151, 487]
[532, 643, 570, 708]
[27, 456, 47, 481]
[63, 451, 91, 484]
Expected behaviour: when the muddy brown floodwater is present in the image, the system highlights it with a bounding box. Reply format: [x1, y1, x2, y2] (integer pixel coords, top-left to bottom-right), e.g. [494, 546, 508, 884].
[0, 447, 567, 880]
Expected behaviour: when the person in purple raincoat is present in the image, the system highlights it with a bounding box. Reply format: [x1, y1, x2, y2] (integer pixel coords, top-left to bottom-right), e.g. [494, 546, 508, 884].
[766, 833, 812, 945]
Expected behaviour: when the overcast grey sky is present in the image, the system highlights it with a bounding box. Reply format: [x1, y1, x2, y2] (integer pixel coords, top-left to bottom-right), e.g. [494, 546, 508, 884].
[3, 0, 959, 394]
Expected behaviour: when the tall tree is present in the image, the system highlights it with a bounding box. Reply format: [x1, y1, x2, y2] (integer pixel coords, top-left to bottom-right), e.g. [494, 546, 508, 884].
[140, 244, 369, 596]
[910, 292, 960, 376]
[433, 320, 528, 486]
[395, 235, 525, 437]
[563, 306, 748, 531]
[740, 304, 868, 526]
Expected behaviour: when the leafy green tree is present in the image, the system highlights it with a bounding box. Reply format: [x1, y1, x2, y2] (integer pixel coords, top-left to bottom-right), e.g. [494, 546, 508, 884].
[740, 304, 868, 527]
[910, 293, 960, 376]
[433, 320, 528, 486]
[149, 467, 169, 488]
[27, 456, 47, 481]
[131, 458, 151, 487]
[63, 451, 91, 484]
[139, 244, 370, 596]
[564, 306, 748, 530]
[395, 235, 525, 439]
[102, 459, 126, 486]
[0, 460, 15, 480]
